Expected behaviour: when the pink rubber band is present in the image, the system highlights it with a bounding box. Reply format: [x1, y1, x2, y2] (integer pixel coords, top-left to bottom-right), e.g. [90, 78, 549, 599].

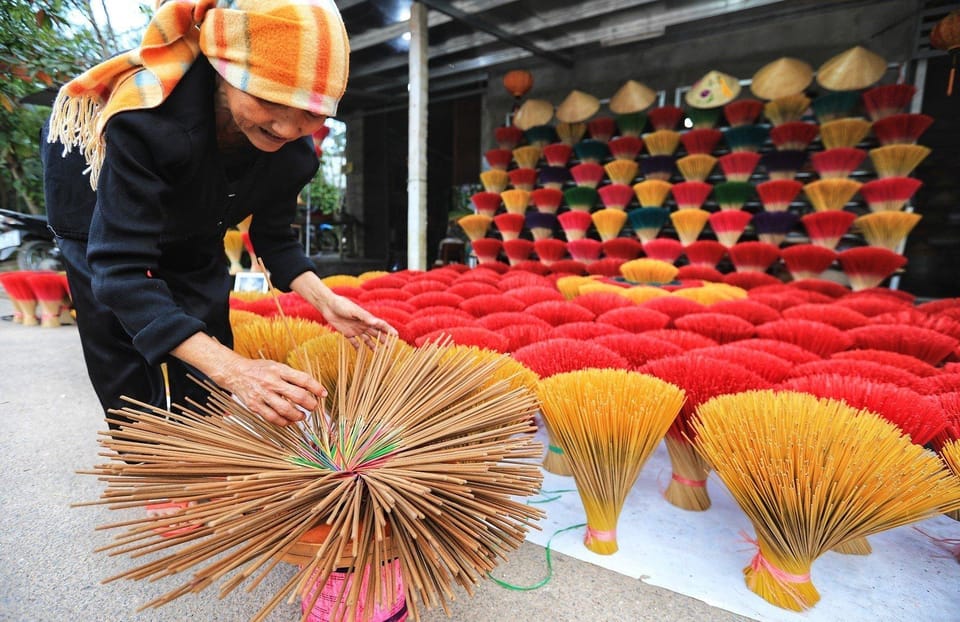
[671, 473, 707, 487]
[585, 526, 616, 543]
[749, 551, 810, 584]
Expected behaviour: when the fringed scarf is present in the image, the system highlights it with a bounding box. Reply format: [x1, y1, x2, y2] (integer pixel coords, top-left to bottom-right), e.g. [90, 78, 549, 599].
[47, 0, 349, 189]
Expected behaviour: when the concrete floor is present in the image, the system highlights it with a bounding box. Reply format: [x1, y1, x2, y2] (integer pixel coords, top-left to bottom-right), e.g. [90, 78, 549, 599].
[0, 293, 750, 622]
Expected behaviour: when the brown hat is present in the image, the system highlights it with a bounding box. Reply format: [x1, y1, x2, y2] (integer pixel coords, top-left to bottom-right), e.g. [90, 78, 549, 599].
[555, 90, 601, 123]
[816, 46, 888, 91]
[609, 80, 657, 114]
[685, 70, 741, 109]
[512, 98, 554, 130]
[750, 57, 814, 100]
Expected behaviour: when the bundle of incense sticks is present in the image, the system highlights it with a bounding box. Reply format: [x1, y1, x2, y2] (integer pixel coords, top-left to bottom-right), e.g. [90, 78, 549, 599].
[79, 335, 545, 622]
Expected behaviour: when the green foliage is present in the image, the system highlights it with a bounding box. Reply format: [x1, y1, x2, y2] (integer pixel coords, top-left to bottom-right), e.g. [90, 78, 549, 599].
[301, 176, 343, 215]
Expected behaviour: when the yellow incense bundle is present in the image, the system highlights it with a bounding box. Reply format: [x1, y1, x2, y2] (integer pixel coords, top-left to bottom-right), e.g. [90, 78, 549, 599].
[321, 274, 362, 288]
[620, 258, 679, 284]
[670, 208, 711, 245]
[223, 229, 245, 275]
[501, 188, 532, 215]
[556, 121, 587, 145]
[621, 285, 670, 304]
[480, 169, 510, 193]
[869, 144, 932, 178]
[591, 208, 629, 241]
[854, 211, 922, 251]
[643, 129, 681, 156]
[513, 145, 542, 169]
[229, 308, 261, 328]
[693, 390, 960, 612]
[803, 178, 862, 212]
[819, 118, 871, 149]
[676, 154, 717, 182]
[604, 159, 640, 186]
[633, 179, 673, 207]
[538, 369, 685, 554]
[233, 315, 330, 362]
[763, 94, 811, 126]
[457, 214, 493, 241]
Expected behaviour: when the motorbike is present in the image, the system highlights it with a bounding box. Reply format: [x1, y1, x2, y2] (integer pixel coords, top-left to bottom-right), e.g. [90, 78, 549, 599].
[0, 208, 63, 271]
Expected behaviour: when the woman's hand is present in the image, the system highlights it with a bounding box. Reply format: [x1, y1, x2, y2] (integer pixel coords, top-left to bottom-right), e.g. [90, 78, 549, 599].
[291, 271, 396, 348]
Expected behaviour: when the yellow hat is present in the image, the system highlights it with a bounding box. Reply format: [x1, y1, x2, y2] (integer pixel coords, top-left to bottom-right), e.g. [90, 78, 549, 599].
[816, 46, 888, 91]
[512, 98, 554, 130]
[609, 80, 657, 114]
[555, 90, 601, 123]
[750, 57, 814, 100]
[685, 70, 741, 109]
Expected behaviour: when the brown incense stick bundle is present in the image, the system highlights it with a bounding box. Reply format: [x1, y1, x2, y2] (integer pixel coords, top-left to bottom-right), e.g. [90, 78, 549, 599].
[537, 369, 685, 555]
[79, 335, 545, 621]
[692, 390, 960, 612]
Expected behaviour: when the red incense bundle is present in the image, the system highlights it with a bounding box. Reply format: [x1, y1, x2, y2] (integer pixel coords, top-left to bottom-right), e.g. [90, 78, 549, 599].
[471, 191, 502, 218]
[533, 238, 568, 266]
[530, 188, 565, 214]
[643, 238, 684, 263]
[708, 210, 753, 248]
[861, 84, 917, 121]
[588, 116, 617, 143]
[837, 246, 907, 291]
[810, 148, 868, 180]
[557, 210, 594, 241]
[542, 142, 573, 167]
[671, 181, 713, 210]
[723, 99, 764, 127]
[508, 167, 538, 192]
[26, 271, 69, 328]
[608, 135, 643, 161]
[494, 125, 524, 150]
[756, 179, 803, 212]
[570, 162, 606, 189]
[493, 213, 526, 241]
[846, 324, 959, 366]
[601, 237, 643, 261]
[769, 121, 819, 151]
[859, 177, 923, 212]
[680, 128, 723, 155]
[566, 238, 603, 264]
[684, 239, 727, 267]
[728, 241, 781, 273]
[598, 184, 635, 210]
[674, 312, 756, 344]
[871, 113, 934, 145]
[801, 211, 857, 249]
[502, 239, 535, 266]
[755, 318, 853, 357]
[724, 271, 783, 290]
[484, 148, 512, 170]
[780, 244, 838, 280]
[718, 152, 761, 182]
[647, 105, 685, 131]
[585, 257, 627, 278]
[0, 271, 37, 326]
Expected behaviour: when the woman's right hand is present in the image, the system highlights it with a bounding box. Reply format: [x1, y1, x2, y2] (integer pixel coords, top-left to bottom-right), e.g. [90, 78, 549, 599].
[217, 356, 327, 426]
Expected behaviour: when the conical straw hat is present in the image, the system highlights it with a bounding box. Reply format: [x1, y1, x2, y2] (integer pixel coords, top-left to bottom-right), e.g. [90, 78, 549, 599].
[513, 98, 554, 130]
[685, 70, 741, 109]
[750, 57, 814, 100]
[816, 46, 888, 91]
[609, 80, 657, 114]
[556, 90, 601, 123]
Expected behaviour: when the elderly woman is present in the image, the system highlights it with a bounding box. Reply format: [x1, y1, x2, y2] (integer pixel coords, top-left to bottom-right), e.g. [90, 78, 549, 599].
[42, 0, 395, 429]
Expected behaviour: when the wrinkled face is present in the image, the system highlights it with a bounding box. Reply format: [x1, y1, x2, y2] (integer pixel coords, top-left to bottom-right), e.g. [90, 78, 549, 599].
[220, 80, 328, 152]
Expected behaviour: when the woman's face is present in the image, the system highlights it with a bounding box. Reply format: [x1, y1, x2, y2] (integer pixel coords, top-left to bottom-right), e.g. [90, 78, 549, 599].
[219, 80, 328, 153]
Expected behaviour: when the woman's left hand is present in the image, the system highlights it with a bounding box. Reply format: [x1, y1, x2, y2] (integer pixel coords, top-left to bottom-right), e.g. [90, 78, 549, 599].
[320, 293, 397, 348]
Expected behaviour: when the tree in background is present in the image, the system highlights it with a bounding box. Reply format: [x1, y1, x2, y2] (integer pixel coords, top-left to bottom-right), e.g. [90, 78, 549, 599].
[0, 1, 149, 214]
[301, 120, 348, 216]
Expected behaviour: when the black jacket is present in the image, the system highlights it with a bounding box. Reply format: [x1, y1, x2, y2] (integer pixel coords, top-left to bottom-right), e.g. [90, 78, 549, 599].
[43, 58, 318, 365]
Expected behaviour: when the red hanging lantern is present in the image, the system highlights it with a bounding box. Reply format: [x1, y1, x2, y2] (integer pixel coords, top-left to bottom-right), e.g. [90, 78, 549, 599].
[503, 69, 534, 99]
[931, 9, 960, 95]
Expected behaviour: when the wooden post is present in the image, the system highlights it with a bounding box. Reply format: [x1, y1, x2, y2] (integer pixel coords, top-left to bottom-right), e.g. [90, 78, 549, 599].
[407, 1, 428, 270]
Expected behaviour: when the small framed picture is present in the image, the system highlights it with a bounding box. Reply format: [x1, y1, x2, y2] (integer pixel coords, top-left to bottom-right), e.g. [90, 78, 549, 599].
[233, 271, 268, 293]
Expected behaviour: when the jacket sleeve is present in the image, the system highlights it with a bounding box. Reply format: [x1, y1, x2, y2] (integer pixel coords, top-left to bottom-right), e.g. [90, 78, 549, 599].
[87, 113, 207, 366]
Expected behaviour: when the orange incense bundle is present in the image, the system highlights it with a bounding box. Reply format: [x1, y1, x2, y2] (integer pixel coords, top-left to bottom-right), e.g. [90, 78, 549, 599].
[859, 177, 923, 212]
[557, 210, 594, 241]
[709, 210, 753, 248]
[471, 191, 502, 218]
[871, 112, 934, 145]
[854, 211, 922, 251]
[810, 147, 867, 179]
[756, 179, 802, 212]
[801, 211, 856, 249]
[680, 128, 723, 155]
[769, 121, 818, 151]
[642, 238, 684, 263]
[676, 154, 717, 182]
[670, 209, 711, 246]
[803, 178, 862, 212]
[598, 184, 635, 210]
[869, 144, 931, 178]
[862, 84, 917, 121]
[718, 152, 761, 182]
[538, 369, 685, 554]
[632, 179, 673, 208]
[763, 93, 811, 125]
[728, 241, 780, 273]
[604, 160, 639, 186]
[780, 244, 838, 279]
[480, 169, 510, 193]
[542, 142, 573, 167]
[555, 121, 587, 146]
[620, 257, 680, 284]
[493, 213, 526, 241]
[570, 162, 606, 189]
[608, 135, 644, 161]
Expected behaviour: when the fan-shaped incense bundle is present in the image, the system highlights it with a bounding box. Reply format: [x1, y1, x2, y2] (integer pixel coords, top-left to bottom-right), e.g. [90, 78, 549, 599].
[533, 238, 567, 266]
[566, 238, 603, 264]
[692, 390, 960, 611]
[810, 147, 867, 179]
[648, 105, 684, 131]
[643, 129, 681, 156]
[670, 208, 711, 246]
[755, 318, 852, 357]
[763, 94, 811, 126]
[555, 121, 587, 146]
[512, 145, 541, 170]
[495, 125, 524, 150]
[591, 209, 629, 241]
[862, 84, 917, 121]
[804, 178, 862, 212]
[769, 121, 818, 151]
[87, 335, 545, 621]
[724, 99, 764, 127]
[810, 90, 860, 123]
[628, 207, 670, 243]
[641, 155, 677, 181]
[783, 302, 867, 330]
[460, 293, 524, 318]
[642, 237, 684, 263]
[529, 188, 564, 215]
[859, 177, 922, 212]
[724, 271, 783, 290]
[728, 241, 780, 273]
[677, 265, 724, 282]
[801, 211, 856, 249]
[854, 211, 921, 251]
[762, 150, 806, 181]
[684, 239, 726, 267]
[752, 211, 798, 246]
[680, 128, 723, 156]
[557, 210, 594, 240]
[508, 167, 538, 192]
[686, 107, 721, 129]
[0, 271, 38, 325]
[674, 312, 756, 344]
[480, 169, 509, 193]
[233, 315, 330, 362]
[526, 212, 559, 241]
[871, 113, 934, 146]
[615, 112, 648, 137]
[676, 154, 717, 182]
[608, 135, 644, 161]
[471, 191, 502, 218]
[846, 324, 958, 366]
[819, 118, 871, 149]
[503, 238, 535, 265]
[597, 184, 635, 210]
[539, 166, 570, 191]
[709, 210, 753, 248]
[869, 144, 931, 178]
[548, 259, 588, 276]
[223, 230, 246, 275]
[26, 271, 69, 328]
[574, 139, 611, 164]
[718, 152, 761, 182]
[563, 186, 599, 213]
[780, 244, 838, 279]
[588, 116, 617, 143]
[484, 148, 513, 170]
[671, 181, 713, 211]
[525, 125, 558, 148]
[538, 369, 685, 554]
[471, 238, 503, 265]
[620, 258, 679, 284]
[570, 162, 606, 189]
[493, 213, 526, 241]
[604, 160, 639, 186]
[632, 179, 672, 208]
[724, 125, 769, 153]
[457, 214, 493, 241]
[832, 348, 939, 376]
[542, 142, 573, 167]
[601, 237, 643, 261]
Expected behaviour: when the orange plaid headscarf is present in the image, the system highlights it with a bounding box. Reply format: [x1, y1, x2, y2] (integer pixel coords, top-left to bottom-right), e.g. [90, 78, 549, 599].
[47, 0, 349, 188]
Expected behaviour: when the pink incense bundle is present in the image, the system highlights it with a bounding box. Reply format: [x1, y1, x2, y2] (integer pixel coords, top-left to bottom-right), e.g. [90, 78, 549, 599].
[680, 128, 723, 155]
[723, 99, 765, 127]
[557, 210, 594, 241]
[484, 148, 513, 171]
[861, 84, 917, 121]
[542, 143, 573, 167]
[670, 181, 713, 210]
[508, 167, 538, 192]
[780, 246, 837, 281]
[493, 213, 526, 241]
[598, 184, 635, 210]
[846, 324, 959, 366]
[595, 306, 671, 333]
[801, 211, 856, 250]
[708, 210, 753, 248]
[647, 105, 685, 131]
[588, 116, 617, 143]
[684, 239, 727, 267]
[769, 121, 819, 151]
[810, 148, 868, 180]
[502, 239, 535, 266]
[718, 152, 761, 182]
[782, 302, 869, 330]
[601, 237, 643, 261]
[533, 238, 568, 266]
[0, 271, 38, 326]
[523, 301, 597, 327]
[756, 179, 803, 212]
[870, 113, 934, 145]
[837, 247, 906, 291]
[470, 238, 503, 265]
[494, 125, 525, 150]
[858, 177, 923, 212]
[673, 312, 756, 344]
[530, 188, 565, 214]
[832, 349, 940, 377]
[471, 192, 502, 218]
[708, 298, 783, 325]
[593, 333, 682, 367]
[608, 135, 644, 161]
[566, 238, 603, 263]
[727, 241, 780, 273]
[570, 162, 606, 189]
[573, 291, 633, 316]
[547, 259, 588, 276]
[755, 318, 852, 357]
[643, 238, 684, 263]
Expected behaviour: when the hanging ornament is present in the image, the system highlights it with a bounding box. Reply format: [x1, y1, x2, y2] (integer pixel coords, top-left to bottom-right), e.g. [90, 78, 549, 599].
[503, 69, 534, 114]
[931, 9, 960, 95]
